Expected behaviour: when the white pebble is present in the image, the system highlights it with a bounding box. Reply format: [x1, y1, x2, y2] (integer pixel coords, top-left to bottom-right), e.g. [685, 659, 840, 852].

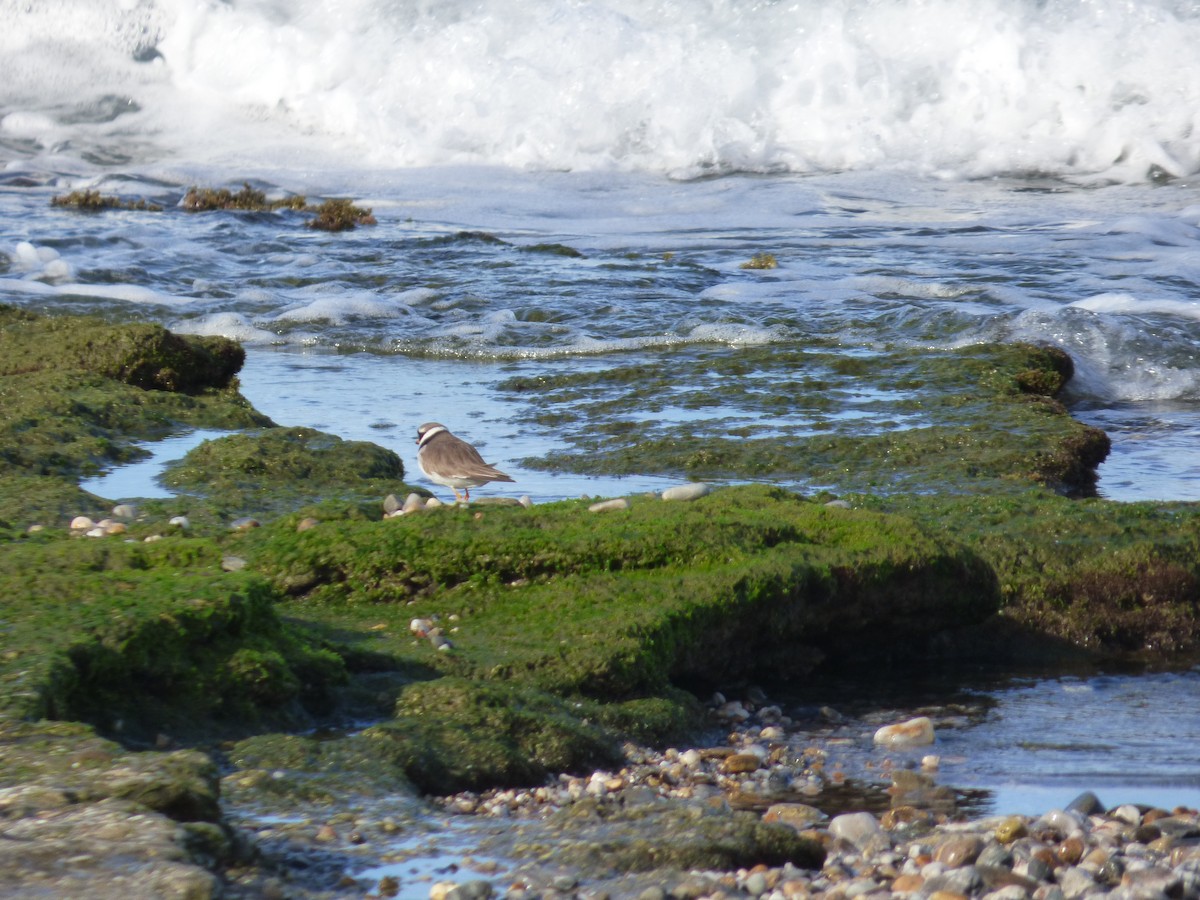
[402, 493, 426, 514]
[661, 483, 711, 502]
[588, 497, 630, 513]
[168, 515, 189, 528]
[111, 504, 138, 519]
[873, 716, 935, 747]
[70, 516, 94, 530]
[518, 495, 533, 508]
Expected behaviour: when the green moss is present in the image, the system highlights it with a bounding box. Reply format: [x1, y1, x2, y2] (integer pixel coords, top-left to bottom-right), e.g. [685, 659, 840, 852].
[358, 677, 621, 793]
[247, 485, 995, 699]
[0, 536, 346, 738]
[498, 341, 1108, 496]
[858, 490, 1200, 655]
[161, 426, 406, 514]
[530, 799, 825, 873]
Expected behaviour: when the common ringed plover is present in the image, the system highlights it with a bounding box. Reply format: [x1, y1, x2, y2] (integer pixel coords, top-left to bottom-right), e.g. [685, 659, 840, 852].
[415, 422, 515, 502]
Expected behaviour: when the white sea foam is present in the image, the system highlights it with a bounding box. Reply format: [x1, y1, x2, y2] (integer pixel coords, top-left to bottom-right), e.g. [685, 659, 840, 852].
[172, 312, 279, 344]
[4, 0, 1200, 181]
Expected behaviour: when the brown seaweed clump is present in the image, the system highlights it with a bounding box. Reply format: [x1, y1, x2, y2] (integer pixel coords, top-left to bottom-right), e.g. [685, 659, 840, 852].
[740, 252, 779, 270]
[181, 182, 306, 212]
[306, 198, 377, 232]
[51, 190, 163, 212]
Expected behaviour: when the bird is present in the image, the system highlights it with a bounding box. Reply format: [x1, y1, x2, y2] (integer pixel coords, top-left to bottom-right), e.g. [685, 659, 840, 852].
[415, 422, 515, 502]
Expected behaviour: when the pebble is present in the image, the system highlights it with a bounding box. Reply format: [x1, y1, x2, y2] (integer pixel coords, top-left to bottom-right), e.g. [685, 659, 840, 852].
[661, 483, 711, 502]
[589, 497, 630, 513]
[296, 516, 319, 532]
[168, 515, 189, 529]
[222, 556, 247, 572]
[111, 503, 138, 519]
[403, 493, 426, 514]
[70, 515, 94, 531]
[230, 516, 260, 531]
[873, 716, 936, 746]
[411, 689, 1200, 900]
[383, 494, 401, 514]
[825, 499, 853, 509]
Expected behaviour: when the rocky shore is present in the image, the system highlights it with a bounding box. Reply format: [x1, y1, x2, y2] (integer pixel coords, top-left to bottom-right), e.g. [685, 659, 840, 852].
[4, 308, 1200, 897]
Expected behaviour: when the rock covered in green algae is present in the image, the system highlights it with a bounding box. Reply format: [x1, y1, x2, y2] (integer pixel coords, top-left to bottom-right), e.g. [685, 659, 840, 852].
[0, 535, 346, 739]
[498, 341, 1109, 497]
[161, 426, 406, 513]
[0, 304, 270, 528]
[0, 720, 238, 898]
[0, 304, 244, 393]
[511, 795, 825, 874]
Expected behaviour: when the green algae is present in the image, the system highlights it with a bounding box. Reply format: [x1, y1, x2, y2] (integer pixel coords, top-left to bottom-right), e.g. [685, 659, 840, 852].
[538, 798, 825, 874]
[498, 341, 1108, 496]
[861, 490, 1200, 656]
[160, 426, 407, 516]
[245, 485, 996, 696]
[178, 183, 374, 230]
[0, 305, 270, 526]
[0, 536, 346, 738]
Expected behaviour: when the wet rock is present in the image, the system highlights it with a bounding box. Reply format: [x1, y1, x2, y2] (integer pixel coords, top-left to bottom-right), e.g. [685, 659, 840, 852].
[935, 835, 985, 867]
[830, 811, 889, 854]
[874, 716, 935, 746]
[1066, 791, 1103, 816]
[995, 817, 1029, 843]
[1058, 865, 1096, 898]
[763, 803, 827, 831]
[721, 753, 762, 775]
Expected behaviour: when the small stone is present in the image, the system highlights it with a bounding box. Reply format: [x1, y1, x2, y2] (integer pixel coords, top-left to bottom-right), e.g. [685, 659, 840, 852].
[589, 497, 630, 513]
[891, 874, 924, 893]
[830, 811, 889, 853]
[222, 556, 247, 572]
[716, 700, 751, 722]
[1057, 866, 1095, 899]
[314, 824, 337, 842]
[230, 516, 260, 531]
[995, 817, 1028, 843]
[935, 836, 985, 868]
[112, 503, 138, 519]
[383, 494, 401, 513]
[143, 534, 163, 542]
[825, 499, 852, 509]
[430, 882, 457, 900]
[874, 716, 935, 747]
[86, 526, 107, 538]
[169, 515, 189, 528]
[1112, 804, 1143, 826]
[518, 495, 533, 508]
[638, 889, 667, 900]
[410, 618, 434, 636]
[26, 524, 45, 534]
[1065, 791, 1104, 817]
[744, 872, 768, 896]
[105, 521, 127, 535]
[403, 493, 426, 514]
[297, 516, 319, 532]
[426, 497, 445, 508]
[720, 753, 762, 775]
[70, 515, 94, 530]
[661, 483, 711, 502]
[763, 803, 827, 830]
